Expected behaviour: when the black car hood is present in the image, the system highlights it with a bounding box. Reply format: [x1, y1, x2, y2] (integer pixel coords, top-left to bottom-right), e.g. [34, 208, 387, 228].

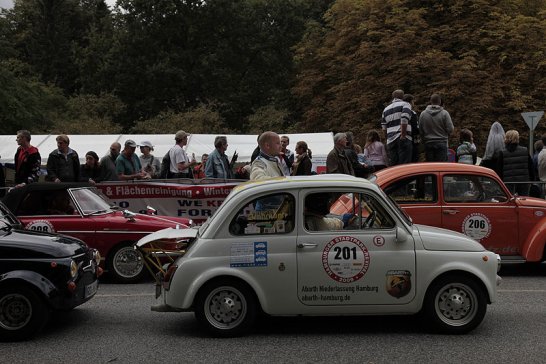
[0, 228, 89, 259]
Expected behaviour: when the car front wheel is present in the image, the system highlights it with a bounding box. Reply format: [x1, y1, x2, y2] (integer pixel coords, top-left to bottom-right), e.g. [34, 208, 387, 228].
[423, 275, 487, 334]
[106, 242, 147, 283]
[0, 286, 50, 341]
[195, 279, 257, 337]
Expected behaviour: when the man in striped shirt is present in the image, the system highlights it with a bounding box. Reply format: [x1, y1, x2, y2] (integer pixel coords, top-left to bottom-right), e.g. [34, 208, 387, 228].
[381, 89, 413, 166]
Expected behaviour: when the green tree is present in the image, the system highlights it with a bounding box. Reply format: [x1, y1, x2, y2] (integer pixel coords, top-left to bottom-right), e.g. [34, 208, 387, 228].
[50, 93, 125, 134]
[293, 0, 546, 148]
[109, 0, 332, 131]
[5, 0, 107, 93]
[131, 104, 229, 134]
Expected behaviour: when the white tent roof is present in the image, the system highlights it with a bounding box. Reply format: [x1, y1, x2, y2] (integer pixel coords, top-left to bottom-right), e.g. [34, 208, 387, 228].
[0, 133, 334, 164]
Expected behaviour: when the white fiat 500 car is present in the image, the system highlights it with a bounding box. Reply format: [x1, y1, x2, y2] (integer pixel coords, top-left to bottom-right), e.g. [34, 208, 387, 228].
[137, 175, 501, 337]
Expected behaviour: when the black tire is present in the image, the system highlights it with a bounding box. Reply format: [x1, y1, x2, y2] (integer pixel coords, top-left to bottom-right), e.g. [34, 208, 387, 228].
[194, 279, 257, 337]
[423, 275, 487, 334]
[106, 242, 147, 283]
[0, 285, 50, 341]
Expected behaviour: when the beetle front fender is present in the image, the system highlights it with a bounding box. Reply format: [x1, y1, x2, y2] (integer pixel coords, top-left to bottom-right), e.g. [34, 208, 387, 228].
[521, 218, 546, 262]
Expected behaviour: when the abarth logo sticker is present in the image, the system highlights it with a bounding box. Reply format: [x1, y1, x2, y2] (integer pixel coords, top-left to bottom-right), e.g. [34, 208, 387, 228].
[386, 270, 412, 298]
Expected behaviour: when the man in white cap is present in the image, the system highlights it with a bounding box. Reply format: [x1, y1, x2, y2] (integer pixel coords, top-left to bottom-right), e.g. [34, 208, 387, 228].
[116, 139, 147, 180]
[139, 140, 160, 179]
[169, 130, 196, 178]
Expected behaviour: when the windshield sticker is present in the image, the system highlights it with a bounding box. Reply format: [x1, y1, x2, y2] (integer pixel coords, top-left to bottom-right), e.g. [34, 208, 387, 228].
[25, 220, 55, 233]
[230, 241, 267, 267]
[462, 213, 491, 240]
[322, 236, 370, 283]
[386, 270, 412, 298]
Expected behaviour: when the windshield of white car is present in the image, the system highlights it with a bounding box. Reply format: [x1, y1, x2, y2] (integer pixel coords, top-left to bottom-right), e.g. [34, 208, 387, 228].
[69, 188, 113, 215]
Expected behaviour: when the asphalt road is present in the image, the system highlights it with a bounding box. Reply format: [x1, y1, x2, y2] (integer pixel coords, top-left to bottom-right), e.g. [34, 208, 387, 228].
[2, 264, 546, 364]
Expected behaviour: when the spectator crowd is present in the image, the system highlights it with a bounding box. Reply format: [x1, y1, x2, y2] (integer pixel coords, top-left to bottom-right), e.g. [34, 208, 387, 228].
[1, 89, 541, 198]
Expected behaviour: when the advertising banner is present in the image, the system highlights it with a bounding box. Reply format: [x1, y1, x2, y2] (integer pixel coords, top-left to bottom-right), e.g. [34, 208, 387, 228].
[97, 181, 240, 224]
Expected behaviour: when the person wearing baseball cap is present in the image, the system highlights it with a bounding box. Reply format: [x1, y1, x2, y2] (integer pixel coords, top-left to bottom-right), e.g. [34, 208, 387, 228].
[139, 140, 160, 179]
[168, 130, 196, 178]
[115, 139, 148, 180]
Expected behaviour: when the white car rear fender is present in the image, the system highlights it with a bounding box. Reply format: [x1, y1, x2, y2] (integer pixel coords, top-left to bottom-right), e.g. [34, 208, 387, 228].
[174, 266, 266, 310]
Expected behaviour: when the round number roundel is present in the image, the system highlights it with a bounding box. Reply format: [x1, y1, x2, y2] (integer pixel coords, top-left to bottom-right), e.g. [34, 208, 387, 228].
[25, 220, 55, 233]
[461, 213, 491, 240]
[322, 236, 370, 283]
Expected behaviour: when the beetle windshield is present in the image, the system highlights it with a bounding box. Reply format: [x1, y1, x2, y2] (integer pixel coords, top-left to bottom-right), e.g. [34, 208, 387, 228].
[69, 188, 113, 215]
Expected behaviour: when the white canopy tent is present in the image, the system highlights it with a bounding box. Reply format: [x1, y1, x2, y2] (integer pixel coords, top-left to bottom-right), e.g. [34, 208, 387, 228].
[0, 133, 334, 165]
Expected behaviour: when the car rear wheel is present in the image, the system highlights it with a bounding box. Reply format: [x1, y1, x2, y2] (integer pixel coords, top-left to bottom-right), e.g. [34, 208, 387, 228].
[423, 275, 487, 334]
[195, 279, 257, 337]
[0, 286, 50, 341]
[106, 242, 147, 283]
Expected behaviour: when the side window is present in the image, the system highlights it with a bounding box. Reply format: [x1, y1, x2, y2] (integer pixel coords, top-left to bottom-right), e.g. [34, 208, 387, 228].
[384, 175, 437, 204]
[304, 191, 395, 232]
[229, 193, 295, 235]
[18, 192, 47, 215]
[443, 175, 509, 203]
[46, 191, 76, 215]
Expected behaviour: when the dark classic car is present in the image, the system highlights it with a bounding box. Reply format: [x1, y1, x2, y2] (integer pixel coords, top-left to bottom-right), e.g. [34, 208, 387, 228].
[2, 183, 191, 283]
[0, 200, 101, 341]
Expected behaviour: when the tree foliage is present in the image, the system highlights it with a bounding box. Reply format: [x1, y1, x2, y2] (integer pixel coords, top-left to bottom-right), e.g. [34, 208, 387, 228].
[293, 0, 546, 147]
[1, 0, 545, 150]
[131, 104, 228, 134]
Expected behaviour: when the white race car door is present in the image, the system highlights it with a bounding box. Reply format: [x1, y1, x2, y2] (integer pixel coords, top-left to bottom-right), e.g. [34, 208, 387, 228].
[297, 190, 416, 306]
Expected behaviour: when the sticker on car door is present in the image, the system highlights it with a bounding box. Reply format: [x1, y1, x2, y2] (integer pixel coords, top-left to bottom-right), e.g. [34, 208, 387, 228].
[322, 236, 370, 283]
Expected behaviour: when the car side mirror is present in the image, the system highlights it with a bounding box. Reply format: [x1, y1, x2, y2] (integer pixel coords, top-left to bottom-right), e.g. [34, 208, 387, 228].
[396, 226, 408, 243]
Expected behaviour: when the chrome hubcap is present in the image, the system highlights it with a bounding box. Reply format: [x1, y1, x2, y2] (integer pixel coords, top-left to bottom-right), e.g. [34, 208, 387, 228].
[114, 247, 143, 278]
[205, 287, 246, 329]
[435, 283, 477, 325]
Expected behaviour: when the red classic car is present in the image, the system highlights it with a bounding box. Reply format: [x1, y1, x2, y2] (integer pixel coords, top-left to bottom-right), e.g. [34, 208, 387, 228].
[2, 183, 191, 283]
[372, 163, 546, 263]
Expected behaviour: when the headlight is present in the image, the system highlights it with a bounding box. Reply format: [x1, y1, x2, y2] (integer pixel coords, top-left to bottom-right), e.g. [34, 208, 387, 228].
[70, 260, 78, 278]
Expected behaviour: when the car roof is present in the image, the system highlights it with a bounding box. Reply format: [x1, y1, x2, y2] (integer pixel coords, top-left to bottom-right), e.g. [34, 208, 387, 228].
[2, 182, 92, 211]
[232, 174, 374, 194]
[374, 163, 500, 184]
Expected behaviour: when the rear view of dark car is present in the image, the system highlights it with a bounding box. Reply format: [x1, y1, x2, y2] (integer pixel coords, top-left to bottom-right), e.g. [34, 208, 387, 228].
[0, 201, 101, 341]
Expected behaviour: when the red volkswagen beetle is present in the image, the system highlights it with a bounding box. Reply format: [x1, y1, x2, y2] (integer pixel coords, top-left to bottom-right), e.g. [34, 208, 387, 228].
[373, 163, 546, 263]
[2, 183, 191, 283]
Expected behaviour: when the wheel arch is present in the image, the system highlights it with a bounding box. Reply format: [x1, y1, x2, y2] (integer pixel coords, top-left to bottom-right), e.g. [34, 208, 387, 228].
[424, 270, 491, 304]
[188, 273, 263, 313]
[521, 220, 546, 262]
[0, 272, 54, 306]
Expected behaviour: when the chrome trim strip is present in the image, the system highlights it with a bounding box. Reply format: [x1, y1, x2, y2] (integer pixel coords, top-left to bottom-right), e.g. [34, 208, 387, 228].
[58, 230, 154, 234]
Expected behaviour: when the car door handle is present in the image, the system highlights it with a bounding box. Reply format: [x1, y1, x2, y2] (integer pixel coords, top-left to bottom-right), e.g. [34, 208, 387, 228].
[298, 243, 318, 248]
[443, 209, 460, 215]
